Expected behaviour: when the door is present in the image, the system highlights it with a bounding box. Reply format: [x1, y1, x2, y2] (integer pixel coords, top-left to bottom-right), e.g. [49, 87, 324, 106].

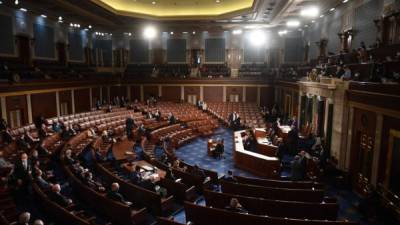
[9, 109, 22, 128]
[354, 131, 374, 196]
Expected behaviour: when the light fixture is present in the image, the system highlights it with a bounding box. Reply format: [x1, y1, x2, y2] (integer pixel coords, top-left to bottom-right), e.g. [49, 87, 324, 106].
[300, 7, 319, 18]
[58, 16, 63, 21]
[170, 31, 174, 35]
[216, 0, 220, 3]
[286, 20, 300, 27]
[248, 29, 266, 46]
[152, 1, 156, 4]
[342, 0, 348, 3]
[19, 8, 27, 12]
[320, 14, 324, 18]
[128, 32, 132, 36]
[143, 26, 157, 39]
[0, 1, 3, 4]
[278, 30, 287, 36]
[182, 31, 188, 34]
[232, 29, 242, 35]
[192, 31, 196, 35]
[41, 14, 47, 18]
[88, 25, 92, 29]
[311, 20, 315, 23]
[70, 23, 73, 27]
[330, 8, 335, 11]
[15, 0, 19, 5]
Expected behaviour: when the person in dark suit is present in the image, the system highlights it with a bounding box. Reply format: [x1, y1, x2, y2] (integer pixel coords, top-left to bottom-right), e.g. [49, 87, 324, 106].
[106, 183, 131, 206]
[191, 164, 206, 180]
[48, 184, 73, 207]
[15, 212, 31, 225]
[222, 170, 237, 183]
[214, 140, 224, 159]
[225, 198, 248, 214]
[83, 172, 105, 192]
[129, 166, 142, 184]
[168, 113, 176, 124]
[13, 153, 32, 184]
[0, 118, 7, 131]
[2, 128, 14, 144]
[291, 155, 305, 181]
[165, 168, 176, 181]
[125, 116, 135, 139]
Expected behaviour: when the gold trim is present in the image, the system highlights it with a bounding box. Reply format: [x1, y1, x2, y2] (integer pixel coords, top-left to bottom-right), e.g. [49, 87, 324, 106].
[349, 101, 400, 119]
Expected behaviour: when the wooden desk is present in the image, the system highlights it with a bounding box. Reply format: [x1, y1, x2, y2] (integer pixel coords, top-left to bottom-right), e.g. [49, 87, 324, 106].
[122, 161, 166, 182]
[253, 128, 278, 157]
[233, 130, 280, 178]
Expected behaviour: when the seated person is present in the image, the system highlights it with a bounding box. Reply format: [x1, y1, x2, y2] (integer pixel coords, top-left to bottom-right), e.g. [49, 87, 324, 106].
[138, 176, 156, 191]
[0, 150, 12, 170]
[165, 168, 177, 181]
[49, 184, 73, 207]
[222, 170, 237, 183]
[106, 182, 131, 206]
[16, 134, 31, 151]
[1, 128, 14, 144]
[129, 166, 143, 184]
[35, 169, 51, 189]
[83, 171, 105, 192]
[52, 121, 62, 133]
[16, 212, 31, 225]
[213, 139, 224, 158]
[225, 198, 248, 214]
[191, 164, 206, 180]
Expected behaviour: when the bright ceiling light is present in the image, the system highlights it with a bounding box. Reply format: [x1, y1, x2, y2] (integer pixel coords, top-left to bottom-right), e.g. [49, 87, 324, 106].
[192, 31, 196, 35]
[216, 0, 220, 3]
[330, 8, 335, 11]
[143, 26, 157, 39]
[152, 1, 156, 5]
[300, 7, 319, 18]
[248, 29, 266, 47]
[343, 0, 349, 3]
[320, 14, 324, 18]
[278, 30, 287, 36]
[15, 0, 19, 5]
[286, 20, 300, 27]
[0, 1, 3, 4]
[19, 8, 27, 12]
[41, 14, 47, 18]
[88, 25, 92, 29]
[232, 29, 242, 35]
[170, 31, 174, 35]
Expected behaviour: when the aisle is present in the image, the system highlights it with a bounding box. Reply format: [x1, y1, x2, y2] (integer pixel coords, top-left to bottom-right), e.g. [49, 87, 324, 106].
[175, 127, 258, 179]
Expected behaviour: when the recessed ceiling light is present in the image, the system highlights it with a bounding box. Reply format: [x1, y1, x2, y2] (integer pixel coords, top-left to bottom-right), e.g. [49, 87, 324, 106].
[286, 20, 300, 27]
[58, 16, 63, 21]
[143, 26, 157, 39]
[41, 14, 47, 18]
[152, 1, 156, 4]
[182, 31, 188, 34]
[19, 8, 27, 12]
[343, 0, 349, 3]
[170, 31, 174, 35]
[278, 30, 287, 35]
[311, 20, 315, 23]
[88, 25, 92, 29]
[300, 7, 319, 18]
[192, 31, 196, 35]
[330, 8, 335, 11]
[216, 0, 220, 3]
[320, 14, 324, 18]
[15, 0, 19, 5]
[232, 29, 242, 35]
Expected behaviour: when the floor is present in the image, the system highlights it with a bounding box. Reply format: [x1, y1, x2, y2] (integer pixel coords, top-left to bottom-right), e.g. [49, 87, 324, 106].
[172, 127, 382, 225]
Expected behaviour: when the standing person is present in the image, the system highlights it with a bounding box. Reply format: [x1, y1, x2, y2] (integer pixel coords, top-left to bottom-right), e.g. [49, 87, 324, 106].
[291, 155, 304, 181]
[125, 115, 135, 139]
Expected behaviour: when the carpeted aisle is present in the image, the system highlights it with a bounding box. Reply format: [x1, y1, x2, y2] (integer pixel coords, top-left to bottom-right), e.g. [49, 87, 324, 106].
[175, 127, 258, 178]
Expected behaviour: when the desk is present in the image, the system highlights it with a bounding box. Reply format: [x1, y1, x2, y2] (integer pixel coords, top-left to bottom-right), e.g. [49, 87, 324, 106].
[122, 160, 166, 182]
[253, 128, 278, 157]
[207, 139, 218, 156]
[233, 130, 280, 178]
[278, 125, 291, 140]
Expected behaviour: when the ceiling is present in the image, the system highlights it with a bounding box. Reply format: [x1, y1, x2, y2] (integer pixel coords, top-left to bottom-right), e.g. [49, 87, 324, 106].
[11, 0, 340, 31]
[91, 0, 256, 20]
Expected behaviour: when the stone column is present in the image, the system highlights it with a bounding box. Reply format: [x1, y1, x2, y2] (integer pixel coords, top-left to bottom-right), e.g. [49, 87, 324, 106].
[71, 89, 75, 114]
[158, 85, 162, 98]
[200, 86, 204, 101]
[56, 91, 60, 117]
[242, 86, 246, 102]
[26, 94, 32, 124]
[223, 86, 227, 102]
[0, 96, 7, 122]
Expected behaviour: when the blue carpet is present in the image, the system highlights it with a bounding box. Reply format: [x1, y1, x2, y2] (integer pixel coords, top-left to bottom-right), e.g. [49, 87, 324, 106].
[175, 127, 258, 178]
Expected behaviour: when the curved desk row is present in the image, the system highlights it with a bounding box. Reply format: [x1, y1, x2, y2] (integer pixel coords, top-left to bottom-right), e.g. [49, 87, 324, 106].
[233, 130, 280, 178]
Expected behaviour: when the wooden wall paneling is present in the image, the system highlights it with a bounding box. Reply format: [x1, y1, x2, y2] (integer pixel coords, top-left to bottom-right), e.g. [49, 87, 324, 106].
[92, 87, 101, 105]
[6, 95, 28, 127]
[161, 86, 181, 102]
[130, 86, 141, 101]
[110, 86, 127, 100]
[260, 87, 274, 108]
[102, 87, 109, 103]
[143, 86, 158, 99]
[74, 89, 90, 113]
[203, 86, 223, 102]
[245, 87, 257, 103]
[31, 92, 57, 119]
